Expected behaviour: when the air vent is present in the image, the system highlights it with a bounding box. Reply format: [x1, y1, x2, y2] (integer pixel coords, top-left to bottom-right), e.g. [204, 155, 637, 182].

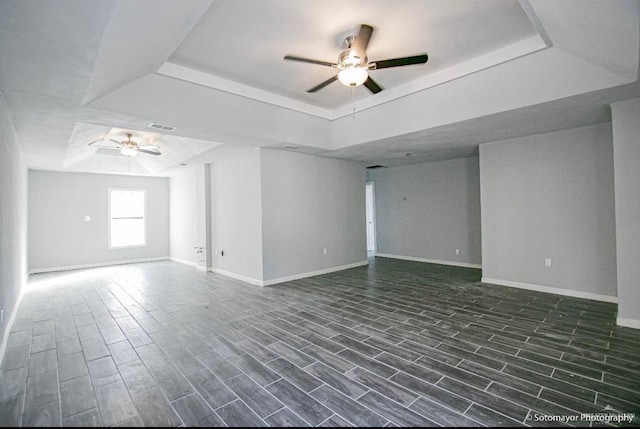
[148, 122, 176, 131]
[366, 165, 388, 169]
[282, 145, 299, 150]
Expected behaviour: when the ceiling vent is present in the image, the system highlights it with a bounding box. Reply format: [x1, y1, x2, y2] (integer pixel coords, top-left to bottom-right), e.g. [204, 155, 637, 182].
[282, 145, 299, 149]
[366, 165, 388, 169]
[148, 122, 176, 132]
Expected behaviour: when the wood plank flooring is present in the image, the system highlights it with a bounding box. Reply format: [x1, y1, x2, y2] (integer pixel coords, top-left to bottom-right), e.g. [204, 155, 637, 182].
[1, 257, 639, 427]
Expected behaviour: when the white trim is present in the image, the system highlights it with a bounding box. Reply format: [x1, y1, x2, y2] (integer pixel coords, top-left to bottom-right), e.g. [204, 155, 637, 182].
[108, 187, 147, 250]
[365, 182, 377, 256]
[196, 265, 211, 272]
[262, 261, 369, 286]
[212, 260, 369, 287]
[169, 257, 197, 267]
[28, 257, 169, 274]
[616, 317, 640, 330]
[377, 253, 482, 269]
[481, 277, 618, 304]
[211, 268, 263, 286]
[0, 288, 25, 378]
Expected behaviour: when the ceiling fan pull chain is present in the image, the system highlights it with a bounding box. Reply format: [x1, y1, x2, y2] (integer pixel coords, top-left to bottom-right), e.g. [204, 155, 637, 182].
[352, 85, 356, 120]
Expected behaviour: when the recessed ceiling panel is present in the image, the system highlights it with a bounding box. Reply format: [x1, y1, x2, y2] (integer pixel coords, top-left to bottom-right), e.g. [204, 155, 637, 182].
[63, 122, 223, 175]
[169, 0, 538, 109]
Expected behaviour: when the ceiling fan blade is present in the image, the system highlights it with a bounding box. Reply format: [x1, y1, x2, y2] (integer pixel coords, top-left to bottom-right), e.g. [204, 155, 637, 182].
[363, 76, 383, 94]
[353, 24, 373, 59]
[139, 145, 160, 150]
[138, 148, 161, 156]
[307, 75, 338, 93]
[88, 138, 121, 147]
[284, 55, 337, 68]
[371, 54, 428, 69]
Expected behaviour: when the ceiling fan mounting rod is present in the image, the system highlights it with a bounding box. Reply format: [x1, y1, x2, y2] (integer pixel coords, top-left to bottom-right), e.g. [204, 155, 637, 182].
[343, 35, 356, 49]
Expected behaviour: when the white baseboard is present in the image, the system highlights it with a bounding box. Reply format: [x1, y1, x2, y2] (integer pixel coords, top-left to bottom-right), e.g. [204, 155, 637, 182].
[0, 288, 25, 377]
[196, 266, 212, 272]
[481, 277, 618, 304]
[169, 257, 197, 267]
[616, 317, 640, 330]
[377, 253, 482, 269]
[262, 260, 369, 286]
[211, 268, 263, 286]
[212, 260, 369, 287]
[29, 257, 170, 274]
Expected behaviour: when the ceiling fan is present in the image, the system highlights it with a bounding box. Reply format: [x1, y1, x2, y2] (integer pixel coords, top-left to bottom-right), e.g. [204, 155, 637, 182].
[284, 24, 428, 94]
[88, 133, 161, 157]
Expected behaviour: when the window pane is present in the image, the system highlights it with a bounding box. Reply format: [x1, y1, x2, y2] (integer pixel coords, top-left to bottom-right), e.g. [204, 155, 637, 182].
[110, 219, 145, 247]
[111, 190, 144, 218]
[110, 189, 145, 248]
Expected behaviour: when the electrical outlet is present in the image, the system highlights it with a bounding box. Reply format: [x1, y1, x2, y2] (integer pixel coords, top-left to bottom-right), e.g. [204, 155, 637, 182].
[545, 258, 552, 267]
[455, 249, 460, 255]
[83, 216, 91, 222]
[323, 248, 328, 255]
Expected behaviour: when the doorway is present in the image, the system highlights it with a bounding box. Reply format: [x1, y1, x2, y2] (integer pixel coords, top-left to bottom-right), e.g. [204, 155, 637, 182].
[365, 182, 377, 257]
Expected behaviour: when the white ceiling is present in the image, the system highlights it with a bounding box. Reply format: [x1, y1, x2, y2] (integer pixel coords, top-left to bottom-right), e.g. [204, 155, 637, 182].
[169, 0, 538, 109]
[0, 0, 638, 176]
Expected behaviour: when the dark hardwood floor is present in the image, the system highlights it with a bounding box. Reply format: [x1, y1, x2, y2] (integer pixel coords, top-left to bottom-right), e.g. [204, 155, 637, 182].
[1, 257, 639, 426]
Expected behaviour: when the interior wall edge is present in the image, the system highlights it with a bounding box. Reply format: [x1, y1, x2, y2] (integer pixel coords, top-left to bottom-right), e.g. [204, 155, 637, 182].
[212, 268, 263, 287]
[0, 287, 25, 378]
[262, 260, 369, 286]
[616, 317, 640, 330]
[28, 256, 169, 275]
[376, 253, 482, 270]
[212, 260, 369, 287]
[169, 257, 198, 267]
[481, 277, 618, 304]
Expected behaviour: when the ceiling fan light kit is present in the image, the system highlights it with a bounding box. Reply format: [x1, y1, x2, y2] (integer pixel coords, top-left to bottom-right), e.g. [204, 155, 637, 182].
[120, 146, 138, 157]
[88, 132, 162, 157]
[284, 24, 428, 94]
[338, 66, 369, 87]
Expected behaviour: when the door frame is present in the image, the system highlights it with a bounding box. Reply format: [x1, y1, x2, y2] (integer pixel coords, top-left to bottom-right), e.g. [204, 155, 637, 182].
[365, 181, 377, 256]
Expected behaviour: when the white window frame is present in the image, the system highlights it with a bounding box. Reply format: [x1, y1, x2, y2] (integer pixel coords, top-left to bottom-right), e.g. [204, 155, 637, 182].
[108, 187, 148, 249]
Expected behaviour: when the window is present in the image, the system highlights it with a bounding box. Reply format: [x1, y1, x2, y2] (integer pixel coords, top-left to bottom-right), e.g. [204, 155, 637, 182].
[109, 188, 146, 248]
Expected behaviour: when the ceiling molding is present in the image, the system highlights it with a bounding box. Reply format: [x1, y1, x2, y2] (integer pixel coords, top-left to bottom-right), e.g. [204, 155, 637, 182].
[157, 62, 332, 119]
[157, 34, 548, 122]
[331, 35, 549, 120]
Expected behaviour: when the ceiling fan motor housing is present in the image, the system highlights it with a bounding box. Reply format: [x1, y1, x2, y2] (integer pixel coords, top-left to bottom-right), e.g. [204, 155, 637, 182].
[338, 49, 367, 69]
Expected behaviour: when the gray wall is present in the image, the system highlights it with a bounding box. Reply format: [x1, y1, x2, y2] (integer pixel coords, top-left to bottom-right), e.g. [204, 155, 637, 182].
[28, 170, 169, 271]
[612, 97, 640, 322]
[260, 148, 367, 281]
[479, 123, 617, 297]
[212, 149, 264, 281]
[0, 96, 28, 358]
[169, 167, 197, 265]
[368, 157, 481, 266]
